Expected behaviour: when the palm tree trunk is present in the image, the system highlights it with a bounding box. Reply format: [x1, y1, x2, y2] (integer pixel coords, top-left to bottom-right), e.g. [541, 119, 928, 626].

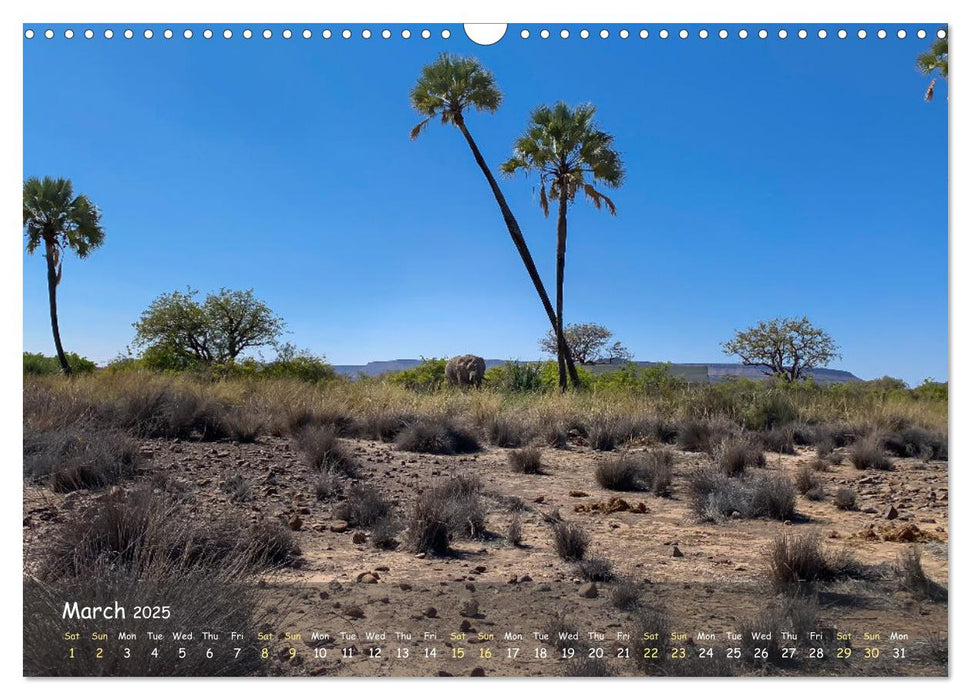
[454, 115, 581, 387]
[45, 242, 71, 375]
[555, 186, 569, 392]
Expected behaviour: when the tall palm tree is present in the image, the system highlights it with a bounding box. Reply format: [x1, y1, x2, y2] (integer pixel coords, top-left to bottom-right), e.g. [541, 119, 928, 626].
[502, 102, 624, 391]
[23, 177, 105, 375]
[410, 53, 581, 387]
[916, 32, 948, 101]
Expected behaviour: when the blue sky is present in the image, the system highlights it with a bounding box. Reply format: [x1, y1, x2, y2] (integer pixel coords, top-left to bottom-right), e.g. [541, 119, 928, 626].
[23, 24, 948, 385]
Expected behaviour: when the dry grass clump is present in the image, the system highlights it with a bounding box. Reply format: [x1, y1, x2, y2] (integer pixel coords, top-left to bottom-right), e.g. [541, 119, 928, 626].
[794, 464, 823, 499]
[294, 425, 359, 476]
[883, 427, 947, 461]
[482, 414, 531, 448]
[369, 514, 403, 550]
[565, 656, 615, 677]
[221, 473, 252, 503]
[849, 435, 893, 470]
[552, 521, 590, 561]
[687, 468, 795, 521]
[641, 448, 675, 496]
[595, 449, 673, 494]
[508, 446, 543, 474]
[676, 419, 730, 453]
[759, 426, 796, 455]
[395, 416, 480, 455]
[595, 453, 643, 491]
[575, 555, 615, 583]
[335, 484, 391, 527]
[895, 546, 947, 602]
[766, 530, 864, 592]
[506, 513, 523, 546]
[833, 487, 857, 510]
[362, 408, 416, 442]
[406, 474, 485, 555]
[609, 578, 643, 611]
[24, 427, 142, 492]
[313, 470, 343, 500]
[716, 437, 765, 477]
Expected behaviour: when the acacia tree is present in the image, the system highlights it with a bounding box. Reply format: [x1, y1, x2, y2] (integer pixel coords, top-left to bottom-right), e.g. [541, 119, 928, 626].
[409, 53, 580, 387]
[916, 32, 948, 101]
[133, 288, 285, 367]
[502, 102, 624, 390]
[721, 316, 841, 383]
[538, 322, 631, 365]
[23, 177, 105, 375]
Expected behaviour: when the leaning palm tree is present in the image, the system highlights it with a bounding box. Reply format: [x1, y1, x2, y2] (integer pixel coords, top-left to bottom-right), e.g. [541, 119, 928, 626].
[410, 53, 581, 387]
[502, 102, 624, 391]
[23, 177, 105, 375]
[916, 32, 948, 101]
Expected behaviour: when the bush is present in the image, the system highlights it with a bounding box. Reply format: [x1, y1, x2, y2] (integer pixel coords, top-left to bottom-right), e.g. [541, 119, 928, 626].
[203, 405, 264, 442]
[576, 556, 615, 582]
[716, 437, 765, 477]
[895, 546, 947, 602]
[370, 514, 403, 550]
[552, 521, 589, 561]
[387, 357, 447, 392]
[248, 520, 302, 567]
[24, 427, 142, 492]
[676, 419, 730, 453]
[483, 361, 544, 392]
[507, 513, 523, 546]
[849, 436, 892, 470]
[23, 351, 96, 375]
[759, 426, 796, 455]
[687, 468, 795, 521]
[335, 485, 391, 527]
[406, 474, 485, 555]
[595, 454, 643, 491]
[749, 475, 797, 520]
[110, 383, 206, 439]
[883, 427, 947, 461]
[313, 471, 343, 501]
[294, 425, 359, 476]
[794, 464, 822, 496]
[565, 656, 614, 677]
[767, 531, 836, 591]
[508, 447, 543, 474]
[742, 389, 799, 431]
[221, 473, 252, 503]
[833, 487, 857, 510]
[260, 348, 336, 383]
[395, 416, 480, 455]
[362, 409, 416, 442]
[483, 414, 530, 448]
[641, 448, 674, 496]
[610, 578, 643, 611]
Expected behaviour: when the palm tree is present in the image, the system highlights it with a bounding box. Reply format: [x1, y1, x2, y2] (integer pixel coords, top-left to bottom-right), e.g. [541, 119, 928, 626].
[916, 32, 948, 101]
[410, 53, 581, 387]
[23, 177, 105, 375]
[502, 102, 624, 391]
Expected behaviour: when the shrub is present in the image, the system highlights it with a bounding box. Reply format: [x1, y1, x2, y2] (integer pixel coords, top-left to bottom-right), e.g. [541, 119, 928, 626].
[335, 485, 391, 527]
[833, 487, 857, 510]
[716, 437, 765, 477]
[23, 351, 97, 376]
[261, 349, 336, 383]
[808, 457, 830, 472]
[565, 656, 614, 677]
[536, 416, 568, 449]
[483, 361, 544, 392]
[221, 473, 252, 503]
[203, 405, 264, 442]
[610, 578, 642, 611]
[508, 447, 543, 474]
[313, 470, 343, 501]
[641, 448, 675, 496]
[483, 414, 530, 448]
[507, 513, 523, 546]
[294, 425, 359, 476]
[248, 520, 302, 567]
[760, 426, 796, 455]
[370, 514, 403, 550]
[111, 383, 206, 439]
[406, 474, 485, 555]
[676, 419, 730, 453]
[362, 409, 415, 442]
[576, 556, 615, 582]
[814, 433, 836, 458]
[767, 531, 835, 591]
[794, 464, 822, 496]
[595, 454, 643, 491]
[387, 357, 447, 392]
[896, 546, 947, 602]
[750, 475, 797, 520]
[395, 416, 480, 455]
[883, 427, 947, 461]
[24, 427, 142, 492]
[849, 436, 892, 470]
[552, 521, 589, 561]
[743, 389, 799, 431]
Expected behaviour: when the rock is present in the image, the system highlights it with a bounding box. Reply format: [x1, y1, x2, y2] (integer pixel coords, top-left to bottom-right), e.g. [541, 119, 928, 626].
[288, 515, 303, 531]
[399, 583, 412, 592]
[519, 574, 532, 582]
[352, 531, 367, 544]
[672, 545, 684, 558]
[344, 605, 365, 619]
[507, 575, 518, 584]
[459, 598, 479, 617]
[459, 619, 472, 632]
[424, 607, 437, 618]
[569, 490, 589, 498]
[358, 573, 379, 584]
[330, 520, 350, 533]
[885, 505, 899, 520]
[470, 667, 486, 677]
[862, 507, 878, 514]
[533, 496, 545, 504]
[579, 582, 598, 599]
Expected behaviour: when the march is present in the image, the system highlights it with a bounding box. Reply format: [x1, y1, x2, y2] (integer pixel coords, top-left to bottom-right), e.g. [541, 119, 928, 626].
[62, 601, 125, 620]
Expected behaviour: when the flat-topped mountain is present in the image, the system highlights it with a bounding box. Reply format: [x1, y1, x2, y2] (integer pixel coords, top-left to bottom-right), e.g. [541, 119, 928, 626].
[331, 359, 861, 385]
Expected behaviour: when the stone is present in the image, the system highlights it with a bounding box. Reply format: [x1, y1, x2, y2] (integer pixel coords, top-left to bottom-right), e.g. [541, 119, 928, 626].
[459, 598, 479, 617]
[672, 545, 684, 558]
[424, 607, 437, 618]
[885, 505, 899, 520]
[330, 520, 350, 533]
[352, 531, 367, 544]
[579, 582, 598, 599]
[344, 605, 365, 619]
[459, 619, 472, 632]
[288, 515, 303, 531]
[470, 667, 486, 677]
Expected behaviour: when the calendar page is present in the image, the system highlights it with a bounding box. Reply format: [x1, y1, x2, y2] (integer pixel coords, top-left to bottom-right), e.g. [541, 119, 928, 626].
[21, 18, 949, 679]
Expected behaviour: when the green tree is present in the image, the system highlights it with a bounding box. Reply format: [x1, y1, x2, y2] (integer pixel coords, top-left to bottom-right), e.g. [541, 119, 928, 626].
[538, 322, 630, 365]
[721, 316, 841, 383]
[916, 31, 948, 101]
[502, 102, 624, 390]
[133, 288, 285, 367]
[409, 53, 580, 387]
[23, 176, 105, 375]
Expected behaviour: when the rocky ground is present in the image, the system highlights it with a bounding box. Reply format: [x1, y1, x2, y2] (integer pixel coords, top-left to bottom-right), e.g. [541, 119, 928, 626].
[23, 434, 949, 677]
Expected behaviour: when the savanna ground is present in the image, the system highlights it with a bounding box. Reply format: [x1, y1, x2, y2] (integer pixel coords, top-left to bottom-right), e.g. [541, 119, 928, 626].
[23, 373, 948, 677]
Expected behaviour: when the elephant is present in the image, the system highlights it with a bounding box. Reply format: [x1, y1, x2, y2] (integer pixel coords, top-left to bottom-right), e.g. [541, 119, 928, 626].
[445, 354, 486, 389]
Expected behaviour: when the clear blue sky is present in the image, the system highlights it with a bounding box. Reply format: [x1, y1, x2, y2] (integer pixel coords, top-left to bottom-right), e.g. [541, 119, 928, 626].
[23, 24, 948, 385]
